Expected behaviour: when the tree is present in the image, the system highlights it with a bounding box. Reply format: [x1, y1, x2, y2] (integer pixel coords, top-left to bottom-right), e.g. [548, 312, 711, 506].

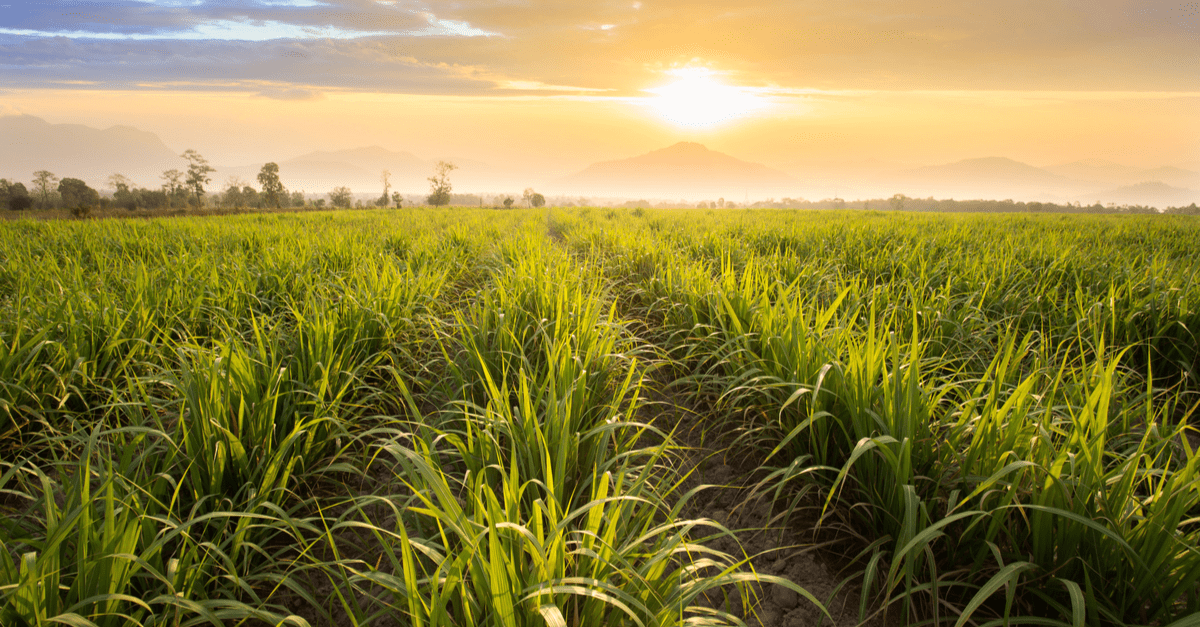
[328, 186, 353, 208]
[530, 192, 546, 208]
[391, 191, 403, 208]
[182, 149, 215, 207]
[503, 196, 514, 208]
[108, 174, 136, 210]
[1, 179, 31, 211]
[427, 161, 457, 207]
[257, 162, 285, 208]
[161, 169, 185, 207]
[32, 170, 58, 209]
[889, 194, 907, 211]
[240, 186, 260, 208]
[58, 178, 100, 208]
[161, 169, 184, 194]
[289, 190, 305, 207]
[108, 174, 132, 193]
[221, 176, 246, 208]
[378, 170, 392, 207]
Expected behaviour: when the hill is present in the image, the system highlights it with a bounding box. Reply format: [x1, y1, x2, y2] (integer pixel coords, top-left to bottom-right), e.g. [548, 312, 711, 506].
[0, 115, 183, 188]
[896, 157, 1091, 200]
[1083, 181, 1200, 209]
[551, 142, 796, 199]
[229, 146, 507, 194]
[1046, 160, 1200, 189]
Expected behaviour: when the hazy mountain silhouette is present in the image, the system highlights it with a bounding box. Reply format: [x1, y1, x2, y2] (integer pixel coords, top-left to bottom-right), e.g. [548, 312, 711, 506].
[895, 157, 1093, 199]
[3, 113, 1195, 205]
[266, 146, 508, 193]
[215, 146, 507, 194]
[244, 146, 430, 193]
[1046, 159, 1200, 189]
[289, 146, 426, 171]
[551, 142, 795, 199]
[0, 116, 505, 195]
[1044, 159, 1140, 184]
[1082, 181, 1200, 208]
[1135, 167, 1200, 190]
[0, 114, 183, 187]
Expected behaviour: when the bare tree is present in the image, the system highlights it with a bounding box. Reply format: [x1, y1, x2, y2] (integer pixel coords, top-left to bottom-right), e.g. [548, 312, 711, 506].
[161, 169, 184, 193]
[378, 170, 392, 207]
[32, 170, 58, 208]
[182, 149, 215, 207]
[108, 174, 133, 193]
[427, 161, 457, 207]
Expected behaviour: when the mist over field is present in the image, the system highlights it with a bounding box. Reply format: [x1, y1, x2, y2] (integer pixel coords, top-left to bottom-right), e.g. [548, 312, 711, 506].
[3, 113, 1199, 209]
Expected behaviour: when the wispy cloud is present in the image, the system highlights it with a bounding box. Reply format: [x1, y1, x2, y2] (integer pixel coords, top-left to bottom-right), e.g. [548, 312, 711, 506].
[0, 0, 1195, 97]
[0, 1, 499, 40]
[255, 86, 326, 100]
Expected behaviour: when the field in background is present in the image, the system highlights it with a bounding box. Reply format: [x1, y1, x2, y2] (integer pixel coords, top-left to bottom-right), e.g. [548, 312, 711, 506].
[1, 208, 1198, 627]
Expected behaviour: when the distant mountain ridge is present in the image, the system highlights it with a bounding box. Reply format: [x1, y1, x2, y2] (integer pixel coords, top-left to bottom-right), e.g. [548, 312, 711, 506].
[1087, 181, 1200, 208]
[1044, 159, 1200, 189]
[896, 157, 1094, 199]
[0, 115, 506, 193]
[887, 156, 1200, 206]
[1, 113, 1196, 206]
[551, 142, 795, 199]
[0, 115, 183, 187]
[218, 146, 433, 193]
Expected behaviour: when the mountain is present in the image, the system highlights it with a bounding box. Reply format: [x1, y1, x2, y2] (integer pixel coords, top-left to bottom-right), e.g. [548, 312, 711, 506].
[272, 146, 427, 193]
[894, 157, 1093, 200]
[0, 116, 508, 194]
[0, 115, 183, 188]
[1134, 166, 1200, 190]
[236, 146, 506, 193]
[212, 146, 510, 194]
[1046, 159, 1200, 189]
[1083, 181, 1200, 209]
[550, 142, 796, 199]
[1043, 159, 1140, 185]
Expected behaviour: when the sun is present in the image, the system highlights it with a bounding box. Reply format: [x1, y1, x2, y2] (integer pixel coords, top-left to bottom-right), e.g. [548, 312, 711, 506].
[646, 69, 765, 128]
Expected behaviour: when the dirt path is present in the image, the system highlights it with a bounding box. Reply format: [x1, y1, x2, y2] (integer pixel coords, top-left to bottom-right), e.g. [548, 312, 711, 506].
[644, 382, 887, 627]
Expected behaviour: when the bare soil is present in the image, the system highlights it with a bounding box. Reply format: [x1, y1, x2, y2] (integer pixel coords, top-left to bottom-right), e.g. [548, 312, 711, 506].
[646, 383, 887, 627]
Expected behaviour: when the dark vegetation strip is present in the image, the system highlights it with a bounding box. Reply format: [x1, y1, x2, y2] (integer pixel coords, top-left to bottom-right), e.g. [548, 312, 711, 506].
[0, 209, 809, 626]
[1, 207, 1197, 626]
[552, 208, 1200, 626]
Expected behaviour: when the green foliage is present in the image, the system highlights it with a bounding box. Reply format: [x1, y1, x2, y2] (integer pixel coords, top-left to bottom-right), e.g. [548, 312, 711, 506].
[182, 149, 215, 208]
[58, 178, 100, 209]
[0, 179, 32, 211]
[561, 208, 1200, 625]
[327, 186, 352, 208]
[257, 162, 285, 208]
[427, 161, 456, 207]
[2, 207, 1197, 627]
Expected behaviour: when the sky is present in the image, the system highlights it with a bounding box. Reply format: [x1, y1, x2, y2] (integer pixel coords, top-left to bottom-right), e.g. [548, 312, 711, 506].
[1, 0, 1198, 184]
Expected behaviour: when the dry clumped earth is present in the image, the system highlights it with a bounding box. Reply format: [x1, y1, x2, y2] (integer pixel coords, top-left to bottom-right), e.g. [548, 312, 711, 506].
[651, 386, 887, 627]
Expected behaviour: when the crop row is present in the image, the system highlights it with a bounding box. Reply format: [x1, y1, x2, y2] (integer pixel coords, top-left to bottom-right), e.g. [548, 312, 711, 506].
[1, 207, 1197, 626]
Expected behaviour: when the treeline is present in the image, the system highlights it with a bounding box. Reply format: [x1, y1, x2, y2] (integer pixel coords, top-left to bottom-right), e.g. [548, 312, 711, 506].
[2, 152, 556, 215]
[0, 172, 103, 212]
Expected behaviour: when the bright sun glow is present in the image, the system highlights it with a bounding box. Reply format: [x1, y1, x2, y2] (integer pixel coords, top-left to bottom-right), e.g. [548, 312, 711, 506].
[646, 69, 765, 128]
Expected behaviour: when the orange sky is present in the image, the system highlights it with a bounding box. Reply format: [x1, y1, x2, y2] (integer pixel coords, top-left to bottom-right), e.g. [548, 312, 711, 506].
[1, 1, 1198, 178]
